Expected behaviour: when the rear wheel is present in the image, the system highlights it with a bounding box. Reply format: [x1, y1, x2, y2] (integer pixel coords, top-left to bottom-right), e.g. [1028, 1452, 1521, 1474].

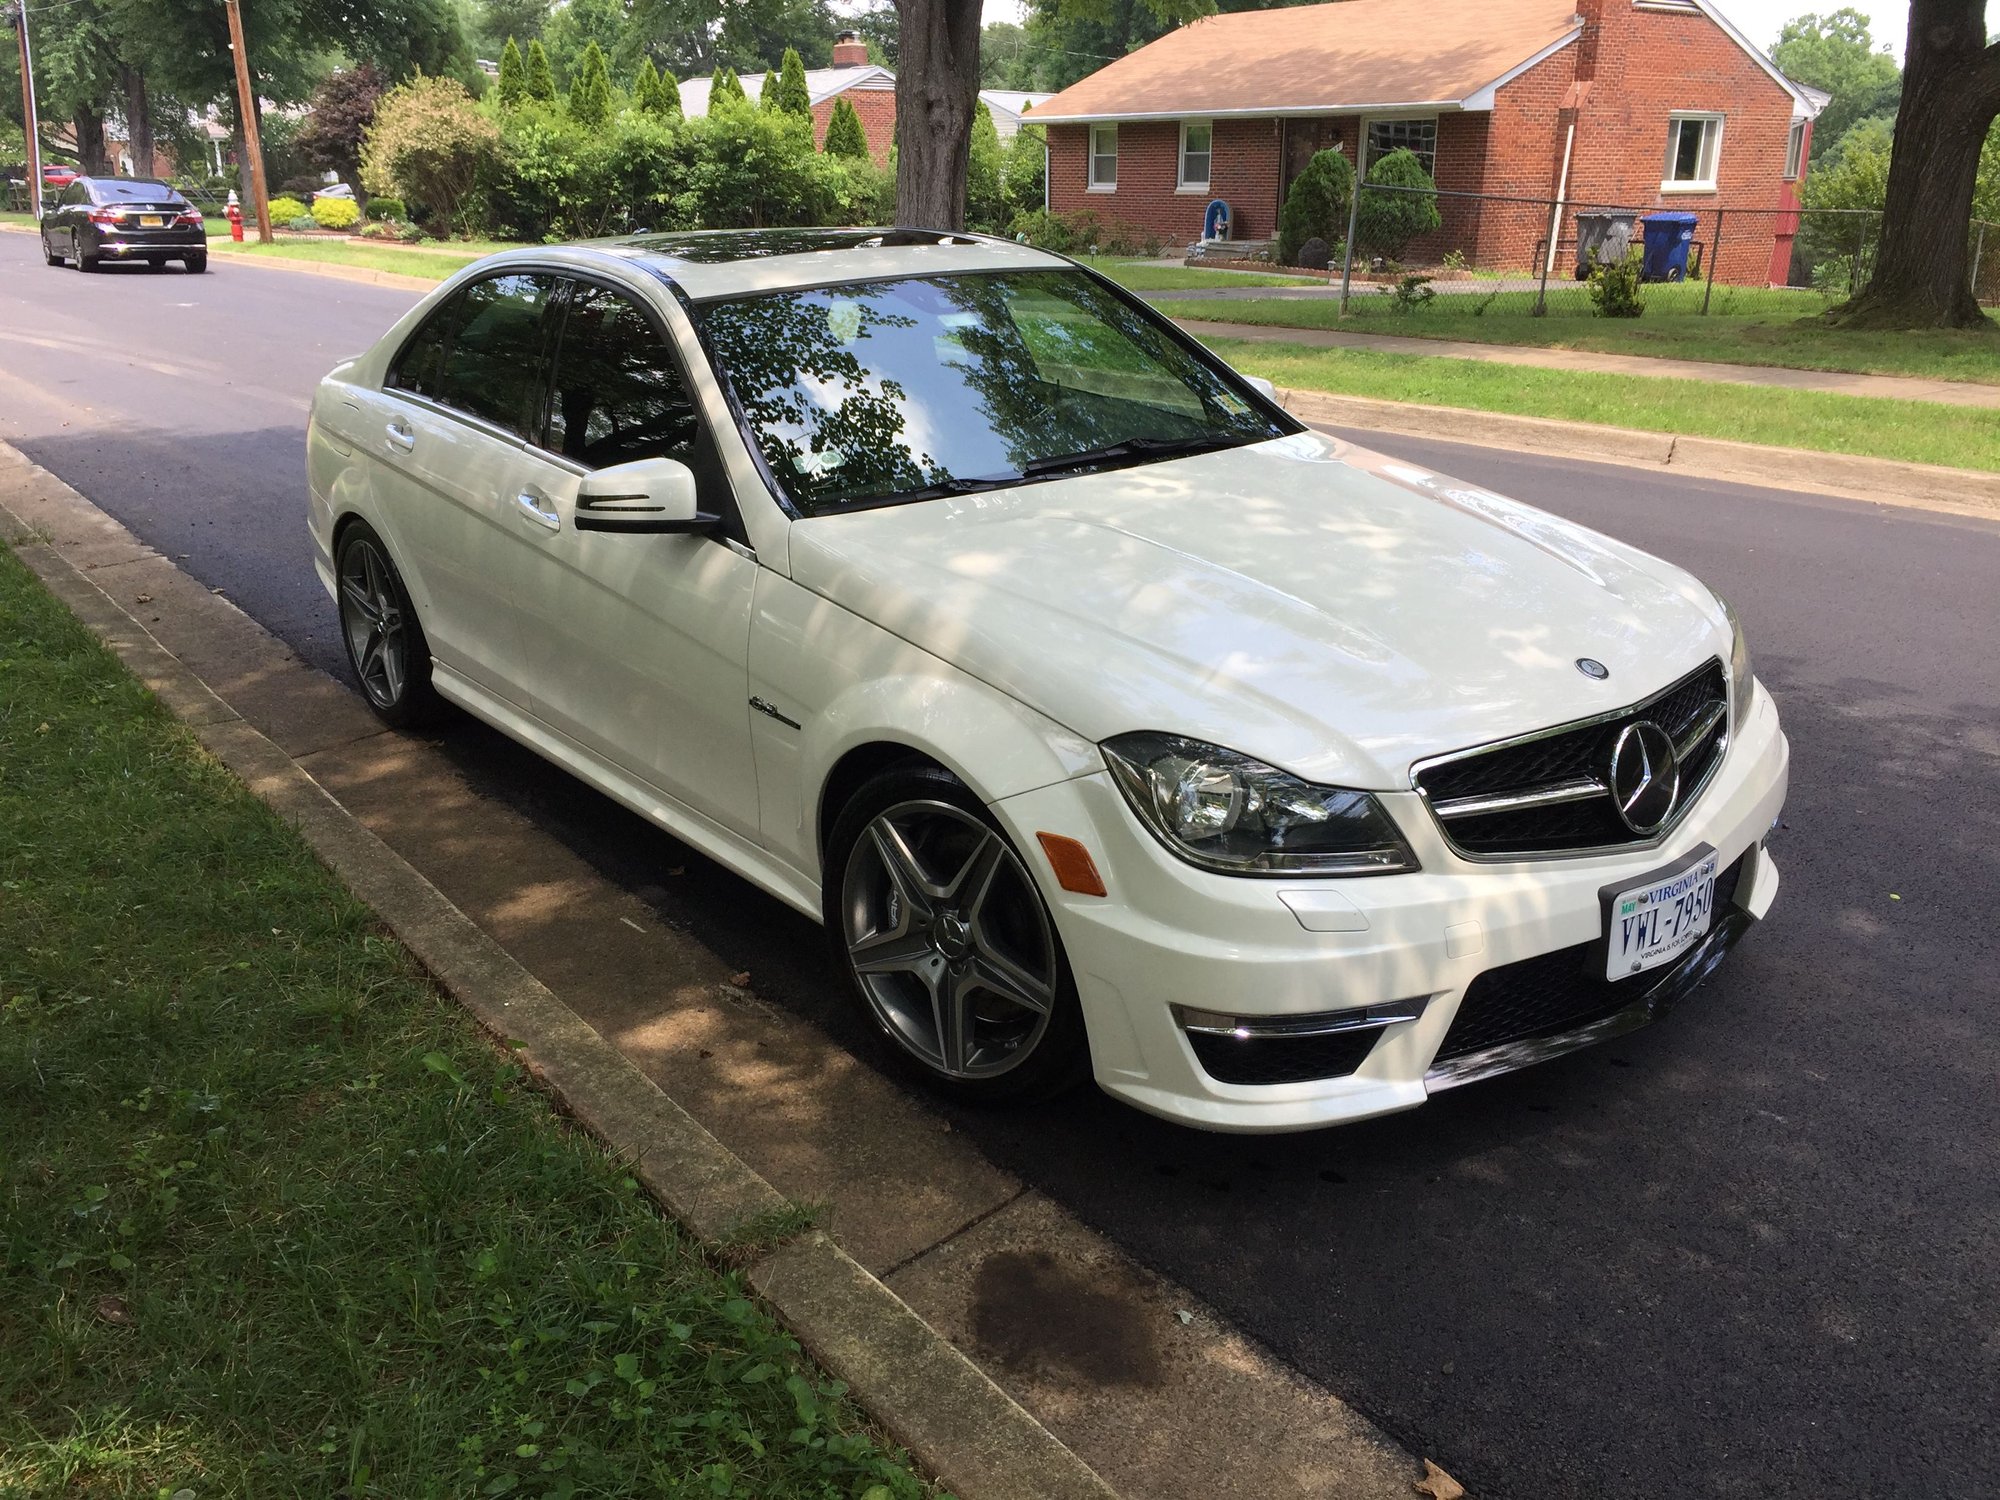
[183, 252, 207, 274]
[335, 520, 442, 728]
[825, 766, 1090, 1104]
[75, 243, 96, 272]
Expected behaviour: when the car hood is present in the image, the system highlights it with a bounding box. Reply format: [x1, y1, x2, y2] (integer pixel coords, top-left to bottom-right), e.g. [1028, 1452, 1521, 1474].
[785, 431, 1728, 789]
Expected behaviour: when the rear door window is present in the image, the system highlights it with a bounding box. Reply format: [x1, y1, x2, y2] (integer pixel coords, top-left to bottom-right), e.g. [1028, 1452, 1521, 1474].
[542, 280, 700, 467]
[388, 271, 558, 439]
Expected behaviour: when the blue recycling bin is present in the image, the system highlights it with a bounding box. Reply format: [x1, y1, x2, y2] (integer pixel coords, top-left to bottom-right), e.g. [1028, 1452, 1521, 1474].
[1640, 212, 1699, 282]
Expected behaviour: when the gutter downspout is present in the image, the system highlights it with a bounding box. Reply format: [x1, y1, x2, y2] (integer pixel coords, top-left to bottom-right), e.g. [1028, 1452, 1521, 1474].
[1543, 117, 1575, 281]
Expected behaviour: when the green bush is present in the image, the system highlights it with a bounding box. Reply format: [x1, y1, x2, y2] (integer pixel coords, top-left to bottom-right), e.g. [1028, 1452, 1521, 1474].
[567, 41, 613, 129]
[967, 102, 1006, 232]
[285, 215, 320, 232]
[1355, 147, 1441, 260]
[310, 195, 360, 230]
[1002, 123, 1045, 221]
[823, 96, 869, 159]
[1588, 248, 1646, 317]
[266, 195, 310, 223]
[366, 195, 406, 221]
[1277, 148, 1352, 266]
[360, 74, 502, 233]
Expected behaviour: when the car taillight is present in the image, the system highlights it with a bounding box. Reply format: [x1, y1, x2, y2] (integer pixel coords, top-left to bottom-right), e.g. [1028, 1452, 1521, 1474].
[175, 210, 203, 226]
[88, 209, 120, 225]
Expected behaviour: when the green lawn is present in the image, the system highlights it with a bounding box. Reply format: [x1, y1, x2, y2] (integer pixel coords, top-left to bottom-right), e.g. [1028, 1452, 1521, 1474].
[0, 545, 934, 1499]
[208, 238, 480, 279]
[0, 210, 37, 228]
[1205, 336, 2000, 472]
[1082, 256, 1318, 291]
[1156, 286, 2000, 385]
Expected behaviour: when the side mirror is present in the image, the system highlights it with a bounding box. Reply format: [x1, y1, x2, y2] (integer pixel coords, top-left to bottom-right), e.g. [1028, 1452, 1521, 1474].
[573, 456, 719, 535]
[1240, 373, 1278, 402]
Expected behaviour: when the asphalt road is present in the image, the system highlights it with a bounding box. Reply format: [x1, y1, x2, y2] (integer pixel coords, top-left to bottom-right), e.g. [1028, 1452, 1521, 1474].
[5, 233, 1997, 1499]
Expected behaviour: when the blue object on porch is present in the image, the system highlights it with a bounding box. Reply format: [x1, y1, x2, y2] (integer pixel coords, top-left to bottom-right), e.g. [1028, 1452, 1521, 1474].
[1203, 199, 1232, 241]
[1640, 212, 1699, 282]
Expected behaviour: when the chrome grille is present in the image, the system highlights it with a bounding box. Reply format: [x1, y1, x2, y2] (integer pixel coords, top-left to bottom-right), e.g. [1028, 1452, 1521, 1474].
[1414, 660, 1729, 858]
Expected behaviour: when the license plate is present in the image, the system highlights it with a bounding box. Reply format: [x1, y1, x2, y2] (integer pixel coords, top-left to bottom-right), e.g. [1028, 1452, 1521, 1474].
[139, 215, 163, 227]
[1606, 851, 1717, 980]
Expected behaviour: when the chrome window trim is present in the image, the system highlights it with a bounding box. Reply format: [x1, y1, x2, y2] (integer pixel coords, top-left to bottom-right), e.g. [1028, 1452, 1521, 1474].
[1408, 656, 1731, 864]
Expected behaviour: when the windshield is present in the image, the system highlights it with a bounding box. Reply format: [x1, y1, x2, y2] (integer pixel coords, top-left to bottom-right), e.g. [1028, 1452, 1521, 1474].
[694, 269, 1290, 515]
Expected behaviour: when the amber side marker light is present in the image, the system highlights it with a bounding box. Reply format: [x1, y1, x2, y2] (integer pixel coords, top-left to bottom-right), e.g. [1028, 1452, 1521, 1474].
[1036, 832, 1108, 897]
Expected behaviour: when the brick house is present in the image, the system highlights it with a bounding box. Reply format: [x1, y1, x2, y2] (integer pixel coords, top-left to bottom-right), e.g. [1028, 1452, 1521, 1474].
[678, 32, 1051, 166]
[1033, 0, 1821, 283]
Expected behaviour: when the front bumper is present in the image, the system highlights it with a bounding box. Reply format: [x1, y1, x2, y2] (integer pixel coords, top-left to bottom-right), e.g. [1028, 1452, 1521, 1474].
[990, 680, 1789, 1132]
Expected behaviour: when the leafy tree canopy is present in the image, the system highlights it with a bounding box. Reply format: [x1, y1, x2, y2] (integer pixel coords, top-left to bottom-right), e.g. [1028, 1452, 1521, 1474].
[1772, 9, 1903, 161]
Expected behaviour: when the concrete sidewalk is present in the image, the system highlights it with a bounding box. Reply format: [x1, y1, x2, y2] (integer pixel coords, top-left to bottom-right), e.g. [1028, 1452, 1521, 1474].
[1171, 315, 2000, 409]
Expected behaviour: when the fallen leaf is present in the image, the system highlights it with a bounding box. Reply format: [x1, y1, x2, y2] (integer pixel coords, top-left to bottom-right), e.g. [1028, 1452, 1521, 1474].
[36, 722, 50, 734]
[95, 1294, 133, 1326]
[1173, 1309, 1194, 1325]
[209, 587, 225, 595]
[729, 971, 751, 987]
[1413, 1459, 1464, 1500]
[1889, 893, 1902, 901]
[134, 594, 152, 604]
[666, 866, 686, 877]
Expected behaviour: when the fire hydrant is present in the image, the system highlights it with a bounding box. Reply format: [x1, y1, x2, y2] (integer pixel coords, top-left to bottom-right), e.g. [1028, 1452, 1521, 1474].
[226, 190, 244, 242]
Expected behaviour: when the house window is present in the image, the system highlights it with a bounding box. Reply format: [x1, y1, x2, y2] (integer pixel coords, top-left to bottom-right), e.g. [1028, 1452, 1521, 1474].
[1178, 120, 1212, 191]
[1088, 125, 1117, 190]
[1365, 118, 1437, 177]
[1784, 119, 1805, 179]
[1663, 113, 1723, 190]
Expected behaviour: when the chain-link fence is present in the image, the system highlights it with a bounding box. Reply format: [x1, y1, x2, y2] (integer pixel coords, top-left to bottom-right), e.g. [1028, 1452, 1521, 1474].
[1251, 181, 2000, 322]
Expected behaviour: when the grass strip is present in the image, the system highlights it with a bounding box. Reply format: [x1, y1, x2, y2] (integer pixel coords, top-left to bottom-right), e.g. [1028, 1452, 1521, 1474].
[208, 239, 478, 280]
[0, 543, 935, 1500]
[1200, 336, 2000, 473]
[1082, 256, 1317, 291]
[1155, 292, 2000, 385]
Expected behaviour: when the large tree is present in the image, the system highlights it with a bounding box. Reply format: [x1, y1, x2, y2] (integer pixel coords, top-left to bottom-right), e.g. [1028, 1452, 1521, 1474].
[1772, 9, 1903, 162]
[894, 0, 981, 226]
[1832, 0, 2000, 327]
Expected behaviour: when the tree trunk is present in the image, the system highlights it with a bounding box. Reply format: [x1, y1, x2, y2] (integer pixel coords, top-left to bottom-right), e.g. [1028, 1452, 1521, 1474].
[74, 106, 108, 176]
[122, 67, 154, 179]
[894, 0, 981, 228]
[1831, 0, 2000, 328]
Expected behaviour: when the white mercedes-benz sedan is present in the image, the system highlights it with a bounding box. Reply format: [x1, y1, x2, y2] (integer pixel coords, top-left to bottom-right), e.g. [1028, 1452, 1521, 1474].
[306, 229, 1787, 1132]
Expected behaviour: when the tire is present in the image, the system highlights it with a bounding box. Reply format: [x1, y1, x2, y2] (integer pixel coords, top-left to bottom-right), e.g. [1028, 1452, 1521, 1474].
[43, 238, 62, 267]
[334, 519, 443, 729]
[824, 764, 1091, 1104]
[75, 243, 96, 272]
[184, 252, 207, 274]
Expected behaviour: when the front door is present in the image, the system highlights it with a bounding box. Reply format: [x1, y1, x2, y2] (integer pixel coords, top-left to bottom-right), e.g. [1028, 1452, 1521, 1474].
[480, 274, 762, 839]
[1280, 118, 1346, 204]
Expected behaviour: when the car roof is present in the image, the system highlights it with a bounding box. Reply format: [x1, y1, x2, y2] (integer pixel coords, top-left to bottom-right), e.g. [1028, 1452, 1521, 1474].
[508, 228, 1073, 301]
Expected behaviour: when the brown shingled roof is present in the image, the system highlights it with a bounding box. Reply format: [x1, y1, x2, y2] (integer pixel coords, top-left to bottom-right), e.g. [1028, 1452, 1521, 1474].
[1030, 0, 1582, 122]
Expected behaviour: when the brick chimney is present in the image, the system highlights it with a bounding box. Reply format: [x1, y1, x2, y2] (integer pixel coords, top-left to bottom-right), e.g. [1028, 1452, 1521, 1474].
[831, 29, 868, 67]
[1571, 0, 1602, 82]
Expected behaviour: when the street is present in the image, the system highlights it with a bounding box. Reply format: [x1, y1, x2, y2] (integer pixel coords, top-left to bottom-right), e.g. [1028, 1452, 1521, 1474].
[4, 233, 1997, 1499]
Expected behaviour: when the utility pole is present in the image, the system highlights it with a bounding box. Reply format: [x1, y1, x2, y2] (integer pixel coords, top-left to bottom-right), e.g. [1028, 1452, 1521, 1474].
[8, 1, 42, 221]
[222, 0, 271, 243]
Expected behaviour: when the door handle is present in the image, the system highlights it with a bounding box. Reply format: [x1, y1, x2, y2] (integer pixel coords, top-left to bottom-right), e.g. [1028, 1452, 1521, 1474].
[385, 420, 416, 453]
[515, 490, 561, 531]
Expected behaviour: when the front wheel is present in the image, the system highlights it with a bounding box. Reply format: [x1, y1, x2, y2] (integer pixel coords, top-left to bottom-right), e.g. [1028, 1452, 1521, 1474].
[824, 766, 1091, 1104]
[334, 520, 442, 728]
[43, 238, 62, 267]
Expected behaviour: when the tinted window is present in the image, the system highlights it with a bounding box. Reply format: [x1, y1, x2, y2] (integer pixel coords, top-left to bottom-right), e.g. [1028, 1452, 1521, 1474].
[92, 180, 186, 205]
[59, 184, 86, 208]
[389, 272, 557, 438]
[544, 281, 699, 467]
[696, 270, 1288, 515]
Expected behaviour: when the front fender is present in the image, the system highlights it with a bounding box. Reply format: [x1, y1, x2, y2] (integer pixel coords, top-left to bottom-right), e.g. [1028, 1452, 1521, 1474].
[748, 569, 1100, 880]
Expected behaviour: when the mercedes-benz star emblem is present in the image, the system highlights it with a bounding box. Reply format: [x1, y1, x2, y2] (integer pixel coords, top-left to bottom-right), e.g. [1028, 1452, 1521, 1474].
[1607, 720, 1680, 834]
[1576, 657, 1610, 680]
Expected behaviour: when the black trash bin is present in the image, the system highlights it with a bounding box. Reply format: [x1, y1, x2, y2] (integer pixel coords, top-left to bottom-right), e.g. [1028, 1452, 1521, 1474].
[1573, 211, 1637, 279]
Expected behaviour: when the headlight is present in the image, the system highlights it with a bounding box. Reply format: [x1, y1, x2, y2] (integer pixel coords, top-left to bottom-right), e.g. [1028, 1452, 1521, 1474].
[1101, 732, 1417, 876]
[1719, 595, 1754, 732]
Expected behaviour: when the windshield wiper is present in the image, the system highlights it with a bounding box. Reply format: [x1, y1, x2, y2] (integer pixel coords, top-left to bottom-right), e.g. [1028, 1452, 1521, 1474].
[1020, 433, 1241, 478]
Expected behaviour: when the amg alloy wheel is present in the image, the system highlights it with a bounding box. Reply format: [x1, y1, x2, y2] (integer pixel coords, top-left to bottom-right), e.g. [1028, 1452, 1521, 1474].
[829, 770, 1089, 1102]
[335, 521, 440, 728]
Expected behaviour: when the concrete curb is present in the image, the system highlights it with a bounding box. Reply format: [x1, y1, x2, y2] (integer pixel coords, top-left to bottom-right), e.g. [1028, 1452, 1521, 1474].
[1273, 385, 2000, 520]
[0, 461, 1118, 1500]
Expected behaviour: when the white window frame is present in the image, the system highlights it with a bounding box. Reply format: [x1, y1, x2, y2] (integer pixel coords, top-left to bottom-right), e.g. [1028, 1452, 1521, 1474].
[1361, 115, 1439, 179]
[1784, 119, 1805, 180]
[1088, 124, 1117, 192]
[1662, 112, 1724, 192]
[1177, 119, 1213, 193]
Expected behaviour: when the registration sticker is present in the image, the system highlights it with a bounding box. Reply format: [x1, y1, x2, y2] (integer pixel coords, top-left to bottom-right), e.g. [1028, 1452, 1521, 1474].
[1604, 849, 1718, 981]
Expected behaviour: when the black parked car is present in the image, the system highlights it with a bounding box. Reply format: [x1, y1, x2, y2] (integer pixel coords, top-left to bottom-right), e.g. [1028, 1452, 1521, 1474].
[41, 177, 206, 273]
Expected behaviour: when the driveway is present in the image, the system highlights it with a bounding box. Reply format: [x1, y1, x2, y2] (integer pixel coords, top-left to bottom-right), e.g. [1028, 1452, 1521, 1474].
[3, 233, 1996, 1499]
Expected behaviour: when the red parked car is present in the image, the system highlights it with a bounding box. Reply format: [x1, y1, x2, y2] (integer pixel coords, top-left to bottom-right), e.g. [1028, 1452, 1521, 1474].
[41, 163, 78, 192]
